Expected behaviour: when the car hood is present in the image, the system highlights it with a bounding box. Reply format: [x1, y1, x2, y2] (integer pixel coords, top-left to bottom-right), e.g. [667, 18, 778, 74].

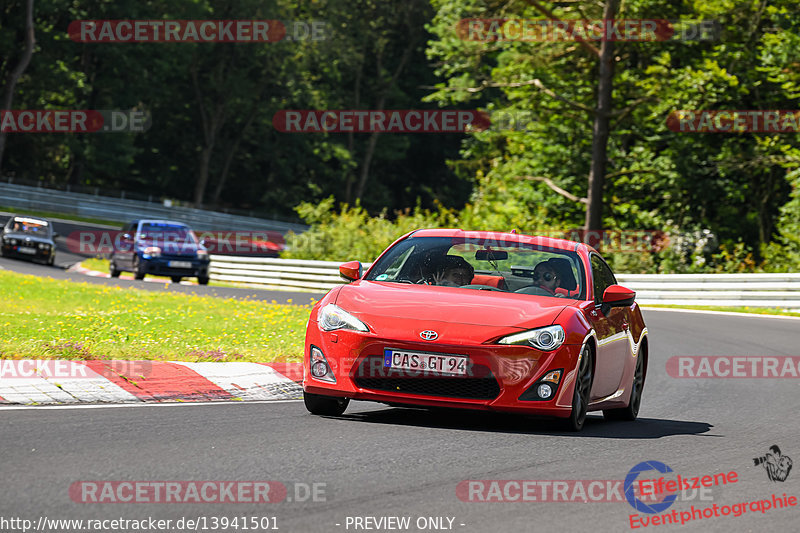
[335, 280, 573, 330]
[137, 240, 201, 254]
[2, 232, 53, 245]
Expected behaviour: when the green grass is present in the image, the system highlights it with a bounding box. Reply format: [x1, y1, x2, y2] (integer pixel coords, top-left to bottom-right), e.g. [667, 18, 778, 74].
[0, 205, 123, 227]
[642, 304, 800, 318]
[0, 269, 314, 361]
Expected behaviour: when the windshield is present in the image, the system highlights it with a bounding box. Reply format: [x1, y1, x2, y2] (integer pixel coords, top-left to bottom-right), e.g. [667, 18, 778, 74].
[6, 218, 51, 236]
[365, 235, 585, 300]
[137, 223, 197, 244]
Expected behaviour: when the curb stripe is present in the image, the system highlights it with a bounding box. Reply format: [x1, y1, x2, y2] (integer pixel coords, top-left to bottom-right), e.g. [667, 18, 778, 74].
[0, 360, 302, 405]
[82, 361, 233, 402]
[173, 362, 302, 400]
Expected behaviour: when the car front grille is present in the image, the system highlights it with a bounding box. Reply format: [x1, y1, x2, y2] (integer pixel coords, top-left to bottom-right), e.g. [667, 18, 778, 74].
[352, 356, 501, 400]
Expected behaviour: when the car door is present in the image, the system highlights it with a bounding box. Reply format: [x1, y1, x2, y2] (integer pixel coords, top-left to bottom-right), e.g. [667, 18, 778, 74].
[586, 254, 630, 398]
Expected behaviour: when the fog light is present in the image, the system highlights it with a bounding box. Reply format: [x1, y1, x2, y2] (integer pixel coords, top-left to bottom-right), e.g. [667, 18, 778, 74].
[309, 345, 336, 383]
[311, 361, 329, 378]
[537, 383, 553, 399]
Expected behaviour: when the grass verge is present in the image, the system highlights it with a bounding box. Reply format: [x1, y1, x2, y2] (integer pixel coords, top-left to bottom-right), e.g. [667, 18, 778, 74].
[0, 269, 312, 361]
[642, 304, 800, 318]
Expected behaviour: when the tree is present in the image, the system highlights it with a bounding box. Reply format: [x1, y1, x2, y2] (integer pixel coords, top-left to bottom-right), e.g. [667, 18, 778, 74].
[0, 0, 35, 172]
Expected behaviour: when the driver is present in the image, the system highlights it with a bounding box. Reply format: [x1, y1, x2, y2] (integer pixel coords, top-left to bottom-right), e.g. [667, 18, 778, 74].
[533, 261, 561, 296]
[433, 255, 474, 287]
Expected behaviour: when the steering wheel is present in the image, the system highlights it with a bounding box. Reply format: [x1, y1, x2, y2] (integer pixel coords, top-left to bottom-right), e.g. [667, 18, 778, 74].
[460, 284, 505, 291]
[515, 285, 553, 296]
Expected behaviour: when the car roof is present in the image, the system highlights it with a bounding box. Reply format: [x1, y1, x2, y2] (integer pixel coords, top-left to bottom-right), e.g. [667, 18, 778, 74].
[407, 228, 581, 252]
[135, 220, 190, 227]
[10, 216, 50, 225]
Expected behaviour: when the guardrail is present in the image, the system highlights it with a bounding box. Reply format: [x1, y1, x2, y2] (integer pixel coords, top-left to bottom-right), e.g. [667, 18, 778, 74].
[0, 182, 307, 233]
[209, 256, 800, 307]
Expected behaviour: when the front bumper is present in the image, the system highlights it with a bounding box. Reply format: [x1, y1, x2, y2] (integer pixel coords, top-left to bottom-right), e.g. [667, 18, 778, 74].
[303, 325, 583, 417]
[2, 243, 54, 262]
[139, 255, 209, 277]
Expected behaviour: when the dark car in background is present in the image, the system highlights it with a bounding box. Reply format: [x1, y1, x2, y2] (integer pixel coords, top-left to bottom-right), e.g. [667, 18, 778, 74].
[109, 220, 210, 284]
[1, 215, 57, 265]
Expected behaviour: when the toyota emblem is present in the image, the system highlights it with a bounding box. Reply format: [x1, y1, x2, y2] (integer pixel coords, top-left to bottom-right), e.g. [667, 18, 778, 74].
[419, 330, 438, 341]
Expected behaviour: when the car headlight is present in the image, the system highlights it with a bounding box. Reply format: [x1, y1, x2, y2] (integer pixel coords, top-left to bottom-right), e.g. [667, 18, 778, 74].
[497, 325, 565, 351]
[143, 246, 161, 257]
[9, 238, 18, 245]
[318, 304, 369, 332]
[38, 243, 49, 250]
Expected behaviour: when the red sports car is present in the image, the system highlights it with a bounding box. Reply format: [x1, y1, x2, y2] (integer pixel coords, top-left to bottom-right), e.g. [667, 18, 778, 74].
[302, 229, 648, 431]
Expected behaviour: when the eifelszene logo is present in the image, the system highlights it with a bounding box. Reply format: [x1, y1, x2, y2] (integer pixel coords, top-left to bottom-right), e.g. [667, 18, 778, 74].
[753, 445, 793, 482]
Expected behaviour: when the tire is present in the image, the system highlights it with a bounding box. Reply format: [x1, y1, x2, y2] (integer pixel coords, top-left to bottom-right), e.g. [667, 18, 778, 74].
[171, 276, 182, 283]
[303, 391, 349, 416]
[197, 276, 210, 285]
[563, 344, 593, 432]
[604, 343, 646, 421]
[133, 256, 145, 280]
[48, 254, 55, 266]
[109, 260, 121, 278]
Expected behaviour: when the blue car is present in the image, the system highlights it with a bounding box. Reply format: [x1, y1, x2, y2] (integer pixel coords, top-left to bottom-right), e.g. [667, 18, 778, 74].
[109, 220, 210, 284]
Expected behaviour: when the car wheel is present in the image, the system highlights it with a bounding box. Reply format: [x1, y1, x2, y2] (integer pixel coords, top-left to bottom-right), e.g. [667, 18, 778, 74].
[109, 260, 121, 278]
[563, 344, 593, 432]
[48, 254, 55, 266]
[604, 344, 646, 421]
[197, 276, 210, 285]
[171, 276, 182, 283]
[303, 391, 349, 416]
[133, 256, 146, 280]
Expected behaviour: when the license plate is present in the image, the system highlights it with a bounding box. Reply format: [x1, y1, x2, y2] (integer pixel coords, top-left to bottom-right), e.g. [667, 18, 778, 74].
[168, 261, 192, 268]
[383, 349, 468, 376]
[18, 247, 36, 255]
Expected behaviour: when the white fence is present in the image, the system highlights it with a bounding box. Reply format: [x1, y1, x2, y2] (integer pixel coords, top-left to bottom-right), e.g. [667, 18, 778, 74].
[209, 256, 800, 307]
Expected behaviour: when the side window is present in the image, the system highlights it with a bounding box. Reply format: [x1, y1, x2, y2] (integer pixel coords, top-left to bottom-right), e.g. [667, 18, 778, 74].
[590, 255, 617, 305]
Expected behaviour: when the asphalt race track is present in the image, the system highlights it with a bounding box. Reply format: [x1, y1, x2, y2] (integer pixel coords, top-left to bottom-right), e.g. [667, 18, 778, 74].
[1, 309, 798, 532]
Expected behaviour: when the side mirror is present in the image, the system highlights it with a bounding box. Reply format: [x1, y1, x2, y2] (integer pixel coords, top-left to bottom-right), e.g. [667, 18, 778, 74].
[339, 260, 363, 282]
[601, 284, 636, 315]
[52, 232, 60, 239]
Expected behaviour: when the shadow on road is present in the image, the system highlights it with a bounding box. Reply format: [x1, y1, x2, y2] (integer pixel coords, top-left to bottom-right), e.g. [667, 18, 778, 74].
[335, 406, 714, 439]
